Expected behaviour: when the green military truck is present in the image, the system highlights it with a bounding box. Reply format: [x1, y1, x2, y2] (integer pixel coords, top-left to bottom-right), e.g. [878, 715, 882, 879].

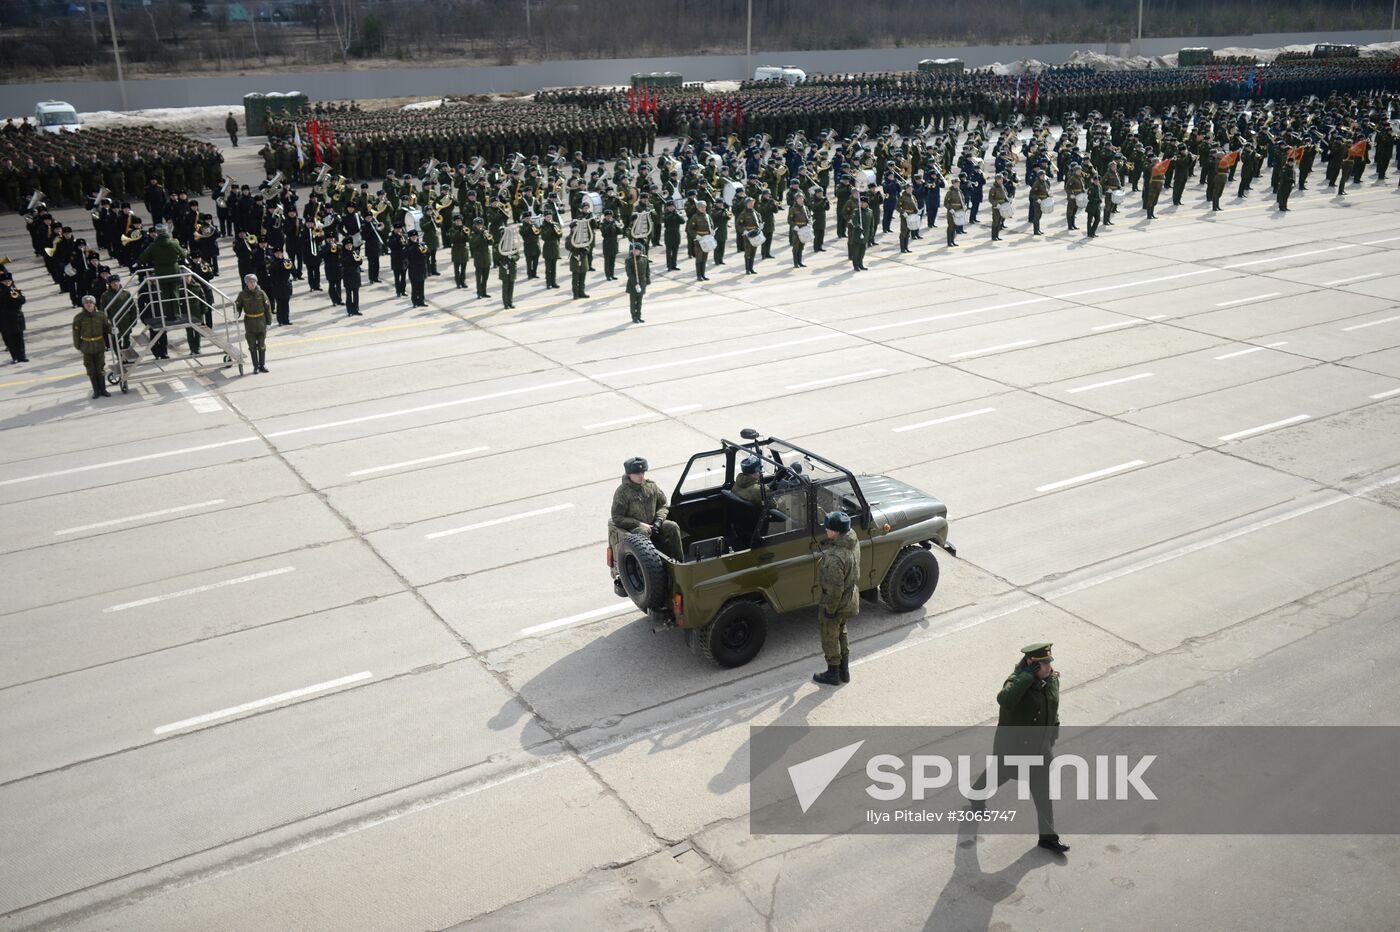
[607, 429, 955, 667]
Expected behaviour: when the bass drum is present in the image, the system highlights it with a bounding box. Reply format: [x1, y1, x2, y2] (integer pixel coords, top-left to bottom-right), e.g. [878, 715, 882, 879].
[859, 169, 877, 186]
[721, 180, 741, 206]
[584, 191, 603, 213]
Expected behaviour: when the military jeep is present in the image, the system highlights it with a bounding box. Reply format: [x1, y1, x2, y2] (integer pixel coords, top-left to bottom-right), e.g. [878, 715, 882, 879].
[607, 429, 955, 667]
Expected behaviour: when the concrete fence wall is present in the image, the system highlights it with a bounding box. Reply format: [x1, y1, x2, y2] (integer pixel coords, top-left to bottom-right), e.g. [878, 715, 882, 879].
[2, 29, 1394, 117]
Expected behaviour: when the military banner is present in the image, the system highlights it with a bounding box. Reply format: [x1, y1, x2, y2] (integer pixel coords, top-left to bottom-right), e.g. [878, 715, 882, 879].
[1216, 150, 1239, 170]
[1348, 140, 1368, 158]
[1150, 159, 1171, 178]
[1287, 145, 1306, 162]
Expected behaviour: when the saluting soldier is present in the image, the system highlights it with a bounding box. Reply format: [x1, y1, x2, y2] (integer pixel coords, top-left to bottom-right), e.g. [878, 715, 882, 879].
[339, 238, 362, 317]
[468, 218, 494, 299]
[968, 642, 1070, 855]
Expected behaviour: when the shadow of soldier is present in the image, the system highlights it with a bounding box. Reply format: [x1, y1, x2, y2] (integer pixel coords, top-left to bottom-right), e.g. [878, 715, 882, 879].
[706, 684, 836, 796]
[924, 816, 1063, 932]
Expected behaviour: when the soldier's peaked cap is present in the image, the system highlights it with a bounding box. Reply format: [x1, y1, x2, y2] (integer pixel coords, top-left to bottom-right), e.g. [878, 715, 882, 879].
[624, 456, 648, 474]
[1020, 643, 1054, 661]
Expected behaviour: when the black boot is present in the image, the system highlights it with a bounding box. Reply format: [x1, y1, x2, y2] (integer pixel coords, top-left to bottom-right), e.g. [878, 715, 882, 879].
[839, 655, 850, 683]
[813, 665, 841, 686]
[1038, 836, 1070, 853]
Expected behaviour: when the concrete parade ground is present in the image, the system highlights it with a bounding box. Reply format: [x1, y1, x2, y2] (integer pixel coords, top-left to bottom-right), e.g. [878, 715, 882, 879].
[2, 134, 1399, 931]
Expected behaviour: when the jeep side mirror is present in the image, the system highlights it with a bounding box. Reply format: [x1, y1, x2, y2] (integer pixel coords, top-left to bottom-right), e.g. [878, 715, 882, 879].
[739, 427, 760, 440]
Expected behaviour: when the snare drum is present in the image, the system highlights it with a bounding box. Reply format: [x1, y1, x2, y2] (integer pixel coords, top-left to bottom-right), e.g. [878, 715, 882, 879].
[796, 225, 814, 244]
[697, 233, 717, 253]
[905, 212, 923, 231]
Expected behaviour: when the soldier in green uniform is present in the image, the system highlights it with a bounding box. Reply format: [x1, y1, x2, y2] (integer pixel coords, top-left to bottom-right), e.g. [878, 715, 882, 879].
[732, 455, 768, 508]
[467, 217, 494, 298]
[447, 216, 469, 289]
[226, 113, 239, 147]
[235, 273, 271, 373]
[136, 224, 188, 322]
[624, 242, 649, 323]
[72, 294, 112, 399]
[541, 218, 562, 289]
[813, 510, 859, 686]
[610, 457, 683, 574]
[968, 642, 1069, 854]
[98, 275, 136, 353]
[736, 197, 761, 275]
[848, 196, 873, 271]
[1277, 157, 1295, 212]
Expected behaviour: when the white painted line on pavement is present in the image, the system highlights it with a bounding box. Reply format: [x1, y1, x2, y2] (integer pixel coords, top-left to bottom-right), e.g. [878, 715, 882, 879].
[153, 671, 373, 736]
[0, 436, 260, 488]
[1055, 268, 1214, 298]
[1036, 460, 1147, 493]
[264, 377, 588, 439]
[103, 566, 296, 614]
[593, 332, 844, 380]
[170, 377, 223, 414]
[1215, 292, 1280, 307]
[54, 499, 226, 536]
[582, 412, 661, 430]
[785, 368, 887, 391]
[892, 407, 996, 433]
[1368, 387, 1400, 400]
[348, 446, 491, 477]
[848, 296, 1051, 335]
[1219, 414, 1310, 442]
[426, 503, 576, 540]
[520, 604, 638, 638]
[949, 339, 1037, 359]
[1325, 272, 1382, 286]
[1361, 236, 1400, 246]
[1214, 341, 1288, 360]
[1065, 372, 1154, 394]
[1341, 315, 1400, 332]
[1225, 244, 1357, 269]
[1090, 320, 1139, 331]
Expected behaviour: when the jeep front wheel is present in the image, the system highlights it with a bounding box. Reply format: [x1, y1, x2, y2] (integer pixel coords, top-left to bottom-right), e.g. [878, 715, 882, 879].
[693, 599, 769, 668]
[617, 533, 669, 611]
[880, 546, 939, 612]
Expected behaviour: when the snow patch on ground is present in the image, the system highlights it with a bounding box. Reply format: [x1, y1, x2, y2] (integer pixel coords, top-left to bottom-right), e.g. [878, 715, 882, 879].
[71, 105, 244, 134]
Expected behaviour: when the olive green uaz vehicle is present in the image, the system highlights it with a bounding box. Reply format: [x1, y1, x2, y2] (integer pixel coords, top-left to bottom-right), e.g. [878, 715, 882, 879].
[606, 429, 955, 667]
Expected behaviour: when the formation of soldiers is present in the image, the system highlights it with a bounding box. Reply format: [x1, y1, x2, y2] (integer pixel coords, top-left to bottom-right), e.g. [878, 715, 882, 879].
[260, 99, 657, 184]
[1, 123, 224, 212]
[5, 66, 1397, 391]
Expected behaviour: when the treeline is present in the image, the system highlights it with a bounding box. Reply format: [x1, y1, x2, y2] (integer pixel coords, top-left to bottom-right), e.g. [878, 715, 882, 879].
[0, 0, 1392, 79]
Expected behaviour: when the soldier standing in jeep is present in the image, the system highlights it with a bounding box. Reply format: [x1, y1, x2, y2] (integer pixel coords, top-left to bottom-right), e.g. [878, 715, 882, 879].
[610, 456, 684, 586]
[814, 510, 860, 687]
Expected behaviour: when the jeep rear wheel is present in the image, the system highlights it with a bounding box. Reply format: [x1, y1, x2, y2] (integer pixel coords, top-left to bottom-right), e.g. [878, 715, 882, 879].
[617, 533, 669, 611]
[693, 599, 769, 668]
[880, 546, 939, 612]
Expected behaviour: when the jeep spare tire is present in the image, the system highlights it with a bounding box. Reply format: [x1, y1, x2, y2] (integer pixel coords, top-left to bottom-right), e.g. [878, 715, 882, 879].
[617, 532, 670, 611]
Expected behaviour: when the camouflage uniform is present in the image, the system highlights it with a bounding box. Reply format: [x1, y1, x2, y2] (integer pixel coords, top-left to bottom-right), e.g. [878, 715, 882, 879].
[816, 528, 860, 666]
[610, 476, 683, 561]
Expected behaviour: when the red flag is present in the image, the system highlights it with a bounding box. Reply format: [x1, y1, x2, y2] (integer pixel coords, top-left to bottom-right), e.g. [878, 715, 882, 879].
[310, 125, 321, 165]
[1217, 150, 1238, 170]
[1287, 146, 1305, 162]
[628, 87, 636, 113]
[650, 89, 657, 115]
[736, 101, 743, 128]
[1151, 158, 1171, 178]
[1348, 140, 1367, 159]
